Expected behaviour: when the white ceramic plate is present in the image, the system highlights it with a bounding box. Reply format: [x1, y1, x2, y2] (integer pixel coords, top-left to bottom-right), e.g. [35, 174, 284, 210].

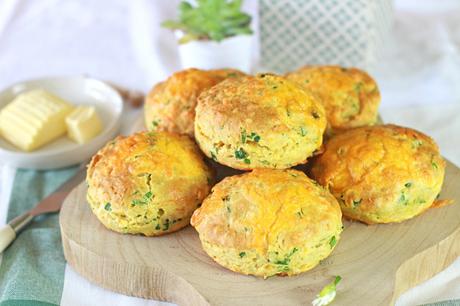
[0, 76, 123, 169]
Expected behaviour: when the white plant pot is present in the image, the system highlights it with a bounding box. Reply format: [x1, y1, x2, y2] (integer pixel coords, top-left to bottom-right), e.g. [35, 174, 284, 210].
[177, 34, 253, 73]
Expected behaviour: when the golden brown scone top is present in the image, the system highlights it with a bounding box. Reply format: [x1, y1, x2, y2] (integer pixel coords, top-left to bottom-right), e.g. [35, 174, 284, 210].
[86, 131, 214, 236]
[310, 124, 445, 224]
[194, 73, 327, 170]
[191, 169, 342, 277]
[286, 65, 381, 133]
[192, 169, 341, 250]
[144, 68, 245, 137]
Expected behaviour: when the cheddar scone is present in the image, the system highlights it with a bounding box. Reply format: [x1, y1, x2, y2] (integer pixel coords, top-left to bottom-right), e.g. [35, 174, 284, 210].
[194, 73, 327, 170]
[144, 68, 245, 137]
[310, 124, 445, 224]
[286, 65, 380, 134]
[191, 169, 342, 278]
[86, 131, 214, 236]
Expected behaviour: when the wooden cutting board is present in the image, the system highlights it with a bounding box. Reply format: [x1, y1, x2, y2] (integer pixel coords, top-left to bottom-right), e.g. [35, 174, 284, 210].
[60, 160, 460, 306]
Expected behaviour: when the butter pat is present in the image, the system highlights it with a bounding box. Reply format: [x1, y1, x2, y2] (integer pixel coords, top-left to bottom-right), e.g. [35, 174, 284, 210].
[66, 106, 102, 144]
[0, 89, 74, 151]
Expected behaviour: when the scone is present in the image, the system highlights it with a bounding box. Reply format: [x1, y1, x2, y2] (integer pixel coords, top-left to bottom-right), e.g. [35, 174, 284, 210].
[144, 68, 245, 137]
[310, 124, 445, 224]
[86, 131, 214, 236]
[286, 65, 380, 133]
[191, 169, 343, 278]
[194, 73, 327, 170]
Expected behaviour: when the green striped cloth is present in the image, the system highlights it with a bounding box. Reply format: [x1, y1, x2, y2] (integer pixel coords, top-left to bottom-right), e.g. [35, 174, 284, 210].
[0, 166, 78, 306]
[0, 166, 458, 306]
[422, 302, 460, 306]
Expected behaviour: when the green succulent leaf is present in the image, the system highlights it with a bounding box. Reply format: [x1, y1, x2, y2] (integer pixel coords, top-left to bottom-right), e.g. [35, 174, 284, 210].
[162, 0, 253, 43]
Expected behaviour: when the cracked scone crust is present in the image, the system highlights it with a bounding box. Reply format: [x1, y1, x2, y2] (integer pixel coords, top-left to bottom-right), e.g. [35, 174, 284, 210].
[194, 74, 327, 170]
[191, 169, 343, 278]
[286, 65, 380, 133]
[144, 68, 245, 137]
[310, 124, 445, 224]
[86, 131, 214, 236]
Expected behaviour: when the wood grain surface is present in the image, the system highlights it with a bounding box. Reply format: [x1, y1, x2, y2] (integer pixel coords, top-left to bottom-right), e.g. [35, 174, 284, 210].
[60, 159, 460, 306]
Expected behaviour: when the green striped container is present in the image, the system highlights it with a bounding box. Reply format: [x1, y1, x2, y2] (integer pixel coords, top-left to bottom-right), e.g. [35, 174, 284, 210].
[259, 0, 393, 73]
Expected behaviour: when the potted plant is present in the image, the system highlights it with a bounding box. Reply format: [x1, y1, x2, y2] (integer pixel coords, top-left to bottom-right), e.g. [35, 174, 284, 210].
[162, 0, 254, 72]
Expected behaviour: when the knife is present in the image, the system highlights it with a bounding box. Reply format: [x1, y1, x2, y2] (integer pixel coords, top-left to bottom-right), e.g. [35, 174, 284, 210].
[0, 165, 87, 253]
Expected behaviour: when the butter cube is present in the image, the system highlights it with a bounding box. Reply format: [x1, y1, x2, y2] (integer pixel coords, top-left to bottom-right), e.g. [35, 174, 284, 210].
[0, 89, 74, 151]
[65, 105, 102, 144]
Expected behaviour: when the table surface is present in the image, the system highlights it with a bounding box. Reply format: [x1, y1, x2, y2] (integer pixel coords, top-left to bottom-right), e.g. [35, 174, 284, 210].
[0, 0, 459, 305]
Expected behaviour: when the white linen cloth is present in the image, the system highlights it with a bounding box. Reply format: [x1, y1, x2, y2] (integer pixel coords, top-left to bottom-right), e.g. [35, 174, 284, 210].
[0, 0, 459, 305]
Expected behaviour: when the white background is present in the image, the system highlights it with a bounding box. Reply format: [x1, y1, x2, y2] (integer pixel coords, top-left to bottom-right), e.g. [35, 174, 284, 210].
[0, 0, 459, 305]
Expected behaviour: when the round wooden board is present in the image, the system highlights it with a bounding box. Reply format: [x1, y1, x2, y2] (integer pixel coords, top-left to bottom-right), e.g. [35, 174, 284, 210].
[60, 160, 460, 306]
